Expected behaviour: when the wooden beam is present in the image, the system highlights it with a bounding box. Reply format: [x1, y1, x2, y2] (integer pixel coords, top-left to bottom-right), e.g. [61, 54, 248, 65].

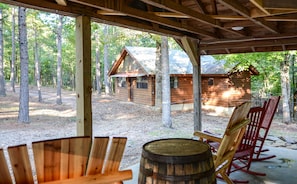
[181, 37, 199, 66]
[200, 36, 297, 50]
[218, 0, 279, 33]
[251, 7, 297, 18]
[92, 15, 197, 39]
[56, 0, 67, 6]
[250, 0, 270, 15]
[76, 16, 92, 137]
[154, 12, 189, 18]
[211, 15, 247, 20]
[210, 14, 297, 21]
[97, 10, 126, 16]
[180, 36, 202, 131]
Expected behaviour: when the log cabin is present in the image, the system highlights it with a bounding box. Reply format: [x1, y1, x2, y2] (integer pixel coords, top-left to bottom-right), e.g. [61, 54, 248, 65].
[108, 46, 259, 110]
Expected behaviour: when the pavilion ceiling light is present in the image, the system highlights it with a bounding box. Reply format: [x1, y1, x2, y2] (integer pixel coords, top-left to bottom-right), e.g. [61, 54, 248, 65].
[56, 0, 67, 6]
[232, 26, 244, 31]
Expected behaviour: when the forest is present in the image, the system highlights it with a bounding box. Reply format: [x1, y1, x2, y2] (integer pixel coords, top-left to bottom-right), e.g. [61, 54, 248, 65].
[0, 3, 296, 124]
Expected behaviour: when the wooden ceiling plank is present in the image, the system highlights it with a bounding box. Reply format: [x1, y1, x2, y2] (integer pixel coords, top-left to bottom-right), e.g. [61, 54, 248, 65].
[263, 0, 297, 10]
[193, 0, 208, 14]
[265, 15, 297, 22]
[141, 0, 245, 37]
[218, 0, 279, 33]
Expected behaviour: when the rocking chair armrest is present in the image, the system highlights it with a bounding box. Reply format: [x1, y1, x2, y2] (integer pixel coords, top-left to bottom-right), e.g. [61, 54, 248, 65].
[193, 131, 222, 143]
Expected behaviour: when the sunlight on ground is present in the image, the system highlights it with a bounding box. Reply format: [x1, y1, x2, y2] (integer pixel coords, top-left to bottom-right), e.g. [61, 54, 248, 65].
[30, 109, 76, 117]
[115, 113, 137, 120]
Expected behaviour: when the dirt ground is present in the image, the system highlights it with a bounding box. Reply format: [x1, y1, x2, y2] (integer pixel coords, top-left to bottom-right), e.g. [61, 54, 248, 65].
[1, 86, 297, 169]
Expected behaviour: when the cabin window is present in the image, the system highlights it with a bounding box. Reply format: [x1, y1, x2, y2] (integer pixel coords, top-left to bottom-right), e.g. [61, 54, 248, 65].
[208, 78, 214, 86]
[136, 76, 148, 89]
[117, 77, 126, 88]
[170, 76, 178, 88]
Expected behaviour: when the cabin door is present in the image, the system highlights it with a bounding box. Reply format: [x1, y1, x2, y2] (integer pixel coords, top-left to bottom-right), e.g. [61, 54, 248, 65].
[128, 78, 134, 102]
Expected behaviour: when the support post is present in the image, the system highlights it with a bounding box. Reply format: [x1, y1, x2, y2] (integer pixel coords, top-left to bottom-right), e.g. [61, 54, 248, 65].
[76, 16, 92, 136]
[181, 36, 202, 131]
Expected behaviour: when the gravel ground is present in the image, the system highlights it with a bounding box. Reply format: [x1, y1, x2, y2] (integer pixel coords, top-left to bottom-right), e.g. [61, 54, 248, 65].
[1, 86, 297, 169]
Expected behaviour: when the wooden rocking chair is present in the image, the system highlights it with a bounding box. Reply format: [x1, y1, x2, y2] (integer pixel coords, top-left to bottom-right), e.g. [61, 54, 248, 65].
[253, 96, 280, 161]
[194, 102, 251, 184]
[228, 105, 267, 183]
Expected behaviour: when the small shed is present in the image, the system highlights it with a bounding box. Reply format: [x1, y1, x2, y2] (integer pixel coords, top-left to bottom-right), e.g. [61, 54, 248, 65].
[108, 46, 258, 108]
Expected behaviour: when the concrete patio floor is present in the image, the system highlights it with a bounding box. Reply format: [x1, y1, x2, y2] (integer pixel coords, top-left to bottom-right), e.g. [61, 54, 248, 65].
[124, 146, 296, 184]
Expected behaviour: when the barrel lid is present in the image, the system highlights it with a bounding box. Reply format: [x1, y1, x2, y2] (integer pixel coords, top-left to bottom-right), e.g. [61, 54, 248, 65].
[142, 138, 211, 164]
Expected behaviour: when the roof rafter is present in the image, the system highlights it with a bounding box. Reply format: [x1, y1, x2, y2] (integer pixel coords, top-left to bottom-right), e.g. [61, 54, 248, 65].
[69, 0, 216, 38]
[201, 36, 297, 51]
[140, 0, 245, 37]
[218, 0, 279, 34]
[1, 0, 297, 54]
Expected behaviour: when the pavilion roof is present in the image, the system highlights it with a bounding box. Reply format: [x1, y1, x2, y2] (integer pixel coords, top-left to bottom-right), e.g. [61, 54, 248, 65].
[1, 0, 297, 54]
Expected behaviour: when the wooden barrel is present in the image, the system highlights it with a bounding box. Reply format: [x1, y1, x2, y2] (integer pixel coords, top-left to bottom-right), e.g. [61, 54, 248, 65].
[138, 138, 216, 184]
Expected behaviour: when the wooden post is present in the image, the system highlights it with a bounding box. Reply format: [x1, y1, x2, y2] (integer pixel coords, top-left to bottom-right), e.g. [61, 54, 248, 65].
[181, 36, 202, 131]
[76, 16, 92, 137]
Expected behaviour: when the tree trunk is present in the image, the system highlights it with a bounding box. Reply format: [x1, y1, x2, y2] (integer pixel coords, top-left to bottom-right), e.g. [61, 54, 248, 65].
[34, 26, 42, 102]
[56, 15, 63, 105]
[280, 54, 291, 124]
[10, 7, 16, 93]
[0, 8, 6, 97]
[18, 7, 30, 123]
[155, 40, 162, 109]
[103, 25, 111, 95]
[161, 36, 172, 128]
[95, 31, 101, 95]
[292, 53, 297, 120]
